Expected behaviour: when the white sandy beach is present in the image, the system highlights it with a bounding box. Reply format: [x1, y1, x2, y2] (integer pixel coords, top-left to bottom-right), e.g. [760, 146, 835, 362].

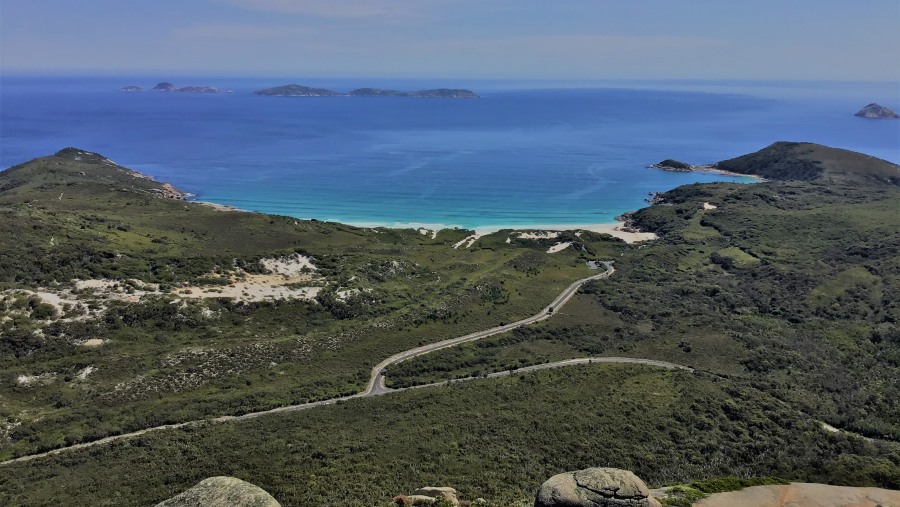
[474, 223, 657, 244]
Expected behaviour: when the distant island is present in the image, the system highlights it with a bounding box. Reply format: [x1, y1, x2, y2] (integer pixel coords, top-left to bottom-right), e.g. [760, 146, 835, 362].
[254, 84, 479, 98]
[855, 103, 900, 119]
[150, 82, 225, 93]
[120, 86, 143, 92]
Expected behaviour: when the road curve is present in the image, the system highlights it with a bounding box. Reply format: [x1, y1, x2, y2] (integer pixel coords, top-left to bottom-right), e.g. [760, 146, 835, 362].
[3, 261, 682, 466]
[361, 261, 616, 396]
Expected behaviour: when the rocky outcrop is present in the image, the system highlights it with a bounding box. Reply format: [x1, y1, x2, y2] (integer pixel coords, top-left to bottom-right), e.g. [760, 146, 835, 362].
[854, 103, 899, 119]
[120, 86, 143, 92]
[393, 486, 462, 505]
[155, 476, 280, 507]
[534, 468, 661, 507]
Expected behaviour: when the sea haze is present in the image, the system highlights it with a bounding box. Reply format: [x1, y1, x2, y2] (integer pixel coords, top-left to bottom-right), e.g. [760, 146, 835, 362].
[1, 77, 898, 229]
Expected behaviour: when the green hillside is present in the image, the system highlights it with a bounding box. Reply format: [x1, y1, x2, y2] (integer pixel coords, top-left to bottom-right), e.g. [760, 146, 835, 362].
[1, 143, 898, 506]
[713, 141, 900, 185]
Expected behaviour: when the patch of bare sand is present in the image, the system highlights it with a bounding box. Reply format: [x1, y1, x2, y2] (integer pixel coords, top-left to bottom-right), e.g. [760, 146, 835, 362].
[695, 483, 900, 507]
[479, 225, 656, 244]
[75, 255, 322, 303]
[546, 242, 572, 253]
[452, 233, 485, 249]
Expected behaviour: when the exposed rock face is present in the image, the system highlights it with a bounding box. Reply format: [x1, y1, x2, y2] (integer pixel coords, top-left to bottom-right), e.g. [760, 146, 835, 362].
[855, 103, 900, 119]
[155, 476, 280, 507]
[153, 82, 177, 92]
[535, 468, 661, 507]
[413, 486, 460, 505]
[394, 486, 462, 505]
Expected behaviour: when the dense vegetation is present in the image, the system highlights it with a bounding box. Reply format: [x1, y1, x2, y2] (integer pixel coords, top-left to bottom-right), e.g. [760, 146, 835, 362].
[0, 149, 624, 459]
[713, 141, 900, 185]
[390, 180, 900, 441]
[2, 365, 898, 506]
[1, 144, 898, 506]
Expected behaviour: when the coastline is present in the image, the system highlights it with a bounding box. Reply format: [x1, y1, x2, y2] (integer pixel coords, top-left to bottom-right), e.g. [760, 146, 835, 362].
[649, 162, 768, 182]
[345, 220, 657, 244]
[190, 202, 658, 244]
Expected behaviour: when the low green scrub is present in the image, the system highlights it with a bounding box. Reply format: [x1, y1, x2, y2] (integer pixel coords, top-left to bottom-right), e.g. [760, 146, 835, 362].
[2, 365, 898, 506]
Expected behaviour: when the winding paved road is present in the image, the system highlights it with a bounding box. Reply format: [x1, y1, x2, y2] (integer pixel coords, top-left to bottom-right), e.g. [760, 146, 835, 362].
[1, 261, 691, 466]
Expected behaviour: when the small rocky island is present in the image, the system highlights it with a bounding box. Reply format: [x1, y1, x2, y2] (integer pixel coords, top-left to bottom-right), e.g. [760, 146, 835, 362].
[855, 103, 900, 119]
[120, 86, 143, 92]
[254, 84, 479, 98]
[648, 159, 693, 172]
[150, 82, 224, 93]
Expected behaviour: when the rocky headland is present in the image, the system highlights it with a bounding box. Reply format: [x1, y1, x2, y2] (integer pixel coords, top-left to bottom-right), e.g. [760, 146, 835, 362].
[854, 103, 900, 119]
[255, 84, 479, 98]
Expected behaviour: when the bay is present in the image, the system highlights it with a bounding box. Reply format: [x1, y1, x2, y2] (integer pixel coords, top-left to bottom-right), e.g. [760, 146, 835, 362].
[1, 76, 897, 229]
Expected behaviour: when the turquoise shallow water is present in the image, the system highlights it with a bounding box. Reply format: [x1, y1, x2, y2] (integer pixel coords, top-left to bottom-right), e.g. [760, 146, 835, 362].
[1, 77, 897, 229]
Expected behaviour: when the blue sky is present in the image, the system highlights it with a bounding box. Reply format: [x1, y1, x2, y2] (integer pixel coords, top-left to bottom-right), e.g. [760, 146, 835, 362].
[1, 0, 898, 80]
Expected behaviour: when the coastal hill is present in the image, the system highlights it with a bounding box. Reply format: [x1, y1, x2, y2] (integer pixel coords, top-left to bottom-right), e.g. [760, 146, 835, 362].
[254, 84, 479, 98]
[855, 102, 900, 119]
[0, 147, 188, 201]
[713, 141, 900, 185]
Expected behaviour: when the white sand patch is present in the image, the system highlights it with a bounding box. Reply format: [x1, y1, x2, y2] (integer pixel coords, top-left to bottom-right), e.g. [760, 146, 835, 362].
[452, 233, 485, 249]
[195, 201, 247, 212]
[73, 258, 322, 303]
[4, 289, 94, 322]
[505, 237, 511, 244]
[702, 202, 718, 210]
[260, 253, 317, 276]
[474, 224, 657, 244]
[516, 231, 560, 240]
[820, 422, 840, 433]
[16, 373, 56, 386]
[76, 366, 96, 380]
[81, 338, 106, 347]
[178, 282, 321, 301]
[547, 242, 573, 254]
[415, 228, 439, 239]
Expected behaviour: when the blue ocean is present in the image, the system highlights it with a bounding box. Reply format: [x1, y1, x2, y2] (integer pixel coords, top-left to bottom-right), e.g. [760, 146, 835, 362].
[1, 76, 898, 229]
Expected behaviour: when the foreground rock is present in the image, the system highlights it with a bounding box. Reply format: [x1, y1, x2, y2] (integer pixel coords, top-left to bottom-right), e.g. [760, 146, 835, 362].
[155, 476, 280, 507]
[535, 468, 661, 507]
[855, 103, 900, 119]
[695, 482, 900, 507]
[393, 486, 464, 505]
